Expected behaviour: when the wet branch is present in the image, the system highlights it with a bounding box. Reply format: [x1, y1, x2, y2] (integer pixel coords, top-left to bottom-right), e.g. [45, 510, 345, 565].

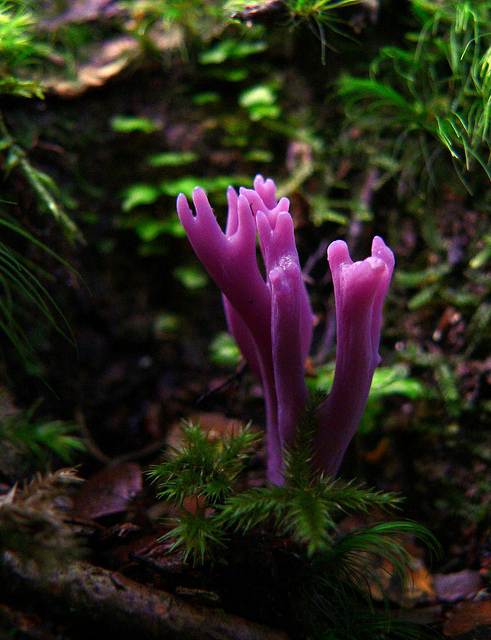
[0, 551, 290, 640]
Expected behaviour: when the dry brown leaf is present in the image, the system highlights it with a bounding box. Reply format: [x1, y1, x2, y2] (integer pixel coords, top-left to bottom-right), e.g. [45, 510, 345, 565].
[443, 598, 491, 636]
[403, 560, 437, 605]
[364, 436, 390, 463]
[73, 462, 142, 520]
[44, 36, 139, 97]
[361, 543, 436, 607]
[43, 25, 184, 97]
[434, 569, 484, 603]
[43, 0, 123, 27]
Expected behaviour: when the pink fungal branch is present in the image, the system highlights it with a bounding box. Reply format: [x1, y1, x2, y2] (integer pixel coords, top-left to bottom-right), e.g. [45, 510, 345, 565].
[177, 176, 394, 485]
[314, 237, 395, 477]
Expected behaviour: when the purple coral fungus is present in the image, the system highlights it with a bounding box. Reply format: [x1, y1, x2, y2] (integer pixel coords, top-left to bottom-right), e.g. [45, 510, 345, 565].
[177, 176, 394, 484]
[314, 237, 395, 477]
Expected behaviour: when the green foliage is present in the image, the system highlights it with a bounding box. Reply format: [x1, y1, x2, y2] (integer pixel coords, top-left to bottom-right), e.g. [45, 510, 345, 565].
[155, 0, 225, 38]
[121, 183, 161, 212]
[0, 213, 76, 371]
[227, 0, 364, 30]
[149, 421, 261, 562]
[0, 402, 85, 468]
[151, 421, 260, 507]
[312, 364, 427, 402]
[337, 0, 491, 191]
[285, 0, 362, 28]
[160, 175, 249, 197]
[0, 113, 84, 243]
[0, 5, 83, 244]
[209, 331, 241, 368]
[220, 478, 403, 556]
[110, 115, 160, 134]
[282, 0, 365, 64]
[401, 343, 470, 420]
[119, 173, 248, 250]
[173, 265, 208, 290]
[111, 16, 291, 253]
[388, 196, 490, 426]
[150, 416, 439, 637]
[0, 0, 49, 98]
[301, 521, 438, 640]
[147, 151, 198, 167]
[285, 0, 363, 21]
[199, 38, 268, 64]
[239, 83, 281, 121]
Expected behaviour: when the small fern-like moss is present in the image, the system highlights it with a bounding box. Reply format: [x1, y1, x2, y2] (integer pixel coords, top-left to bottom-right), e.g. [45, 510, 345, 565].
[0, 402, 85, 472]
[149, 414, 440, 638]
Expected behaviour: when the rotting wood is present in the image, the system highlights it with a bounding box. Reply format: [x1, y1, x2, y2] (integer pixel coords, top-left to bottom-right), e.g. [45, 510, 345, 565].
[0, 551, 291, 640]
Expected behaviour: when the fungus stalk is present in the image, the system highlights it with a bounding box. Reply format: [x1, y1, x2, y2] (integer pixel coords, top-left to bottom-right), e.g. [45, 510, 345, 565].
[314, 237, 395, 476]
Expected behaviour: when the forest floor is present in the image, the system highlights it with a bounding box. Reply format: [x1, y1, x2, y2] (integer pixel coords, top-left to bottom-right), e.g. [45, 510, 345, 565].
[0, 1, 490, 639]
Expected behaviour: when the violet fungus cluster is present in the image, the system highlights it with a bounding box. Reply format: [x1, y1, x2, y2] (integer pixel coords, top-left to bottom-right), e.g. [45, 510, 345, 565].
[177, 176, 394, 484]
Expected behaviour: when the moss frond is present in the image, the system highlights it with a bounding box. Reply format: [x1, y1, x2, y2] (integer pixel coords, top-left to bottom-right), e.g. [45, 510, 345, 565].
[149, 420, 261, 507]
[0, 468, 84, 567]
[322, 520, 440, 594]
[221, 478, 403, 555]
[148, 420, 261, 561]
[337, 0, 491, 190]
[161, 511, 228, 565]
[0, 402, 85, 470]
[150, 416, 439, 635]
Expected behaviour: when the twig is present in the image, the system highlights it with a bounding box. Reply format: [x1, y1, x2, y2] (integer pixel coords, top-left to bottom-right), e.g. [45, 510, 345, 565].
[197, 362, 247, 403]
[75, 410, 111, 464]
[75, 408, 170, 465]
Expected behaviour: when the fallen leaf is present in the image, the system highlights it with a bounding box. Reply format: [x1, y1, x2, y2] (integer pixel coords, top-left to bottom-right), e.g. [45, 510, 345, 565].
[73, 462, 142, 519]
[403, 559, 437, 606]
[41, 0, 123, 28]
[369, 556, 436, 607]
[443, 598, 491, 636]
[364, 436, 391, 463]
[44, 36, 139, 97]
[43, 26, 184, 97]
[434, 570, 483, 603]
